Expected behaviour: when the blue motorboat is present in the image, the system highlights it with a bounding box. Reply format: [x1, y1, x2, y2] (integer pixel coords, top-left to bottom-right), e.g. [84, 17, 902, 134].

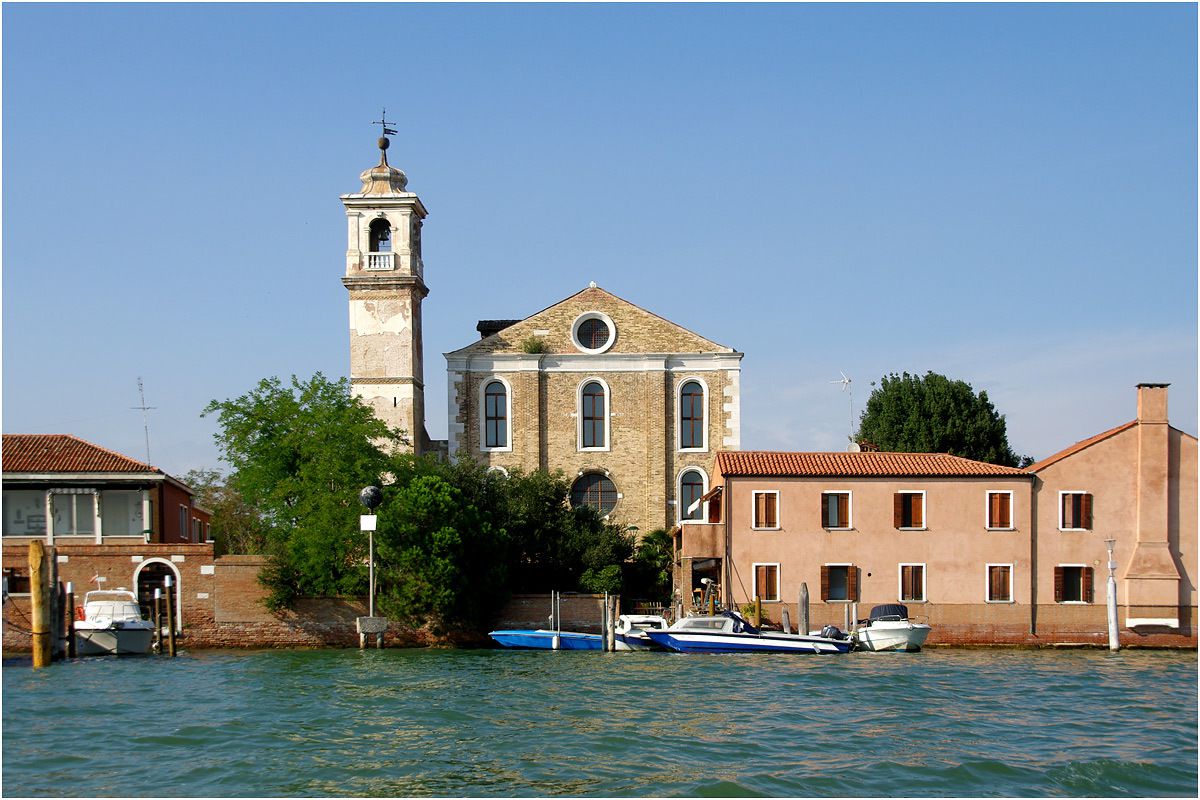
[644, 611, 853, 654]
[488, 629, 602, 650]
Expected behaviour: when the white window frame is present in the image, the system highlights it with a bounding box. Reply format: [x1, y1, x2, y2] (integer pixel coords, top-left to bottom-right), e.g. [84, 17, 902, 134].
[1057, 563, 1090, 604]
[751, 490, 781, 531]
[1058, 490, 1091, 532]
[479, 375, 513, 453]
[570, 311, 617, 355]
[898, 562, 927, 603]
[896, 490, 927, 531]
[752, 562, 781, 603]
[50, 489, 100, 539]
[821, 490, 854, 530]
[985, 563, 1014, 604]
[676, 377, 709, 453]
[824, 562, 853, 603]
[576, 377, 612, 452]
[985, 490, 1015, 531]
[676, 466, 709, 524]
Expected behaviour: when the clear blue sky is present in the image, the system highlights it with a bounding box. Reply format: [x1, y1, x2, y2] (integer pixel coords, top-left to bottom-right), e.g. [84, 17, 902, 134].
[4, 3, 1196, 477]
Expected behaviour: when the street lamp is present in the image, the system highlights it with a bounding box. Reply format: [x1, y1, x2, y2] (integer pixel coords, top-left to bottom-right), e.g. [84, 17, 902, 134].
[359, 486, 383, 619]
[1104, 538, 1119, 651]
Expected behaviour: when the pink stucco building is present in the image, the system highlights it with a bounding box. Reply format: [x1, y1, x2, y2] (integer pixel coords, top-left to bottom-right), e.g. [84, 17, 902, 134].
[677, 384, 1196, 647]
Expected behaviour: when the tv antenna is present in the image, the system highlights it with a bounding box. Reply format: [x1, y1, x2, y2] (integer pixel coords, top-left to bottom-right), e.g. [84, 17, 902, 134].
[830, 371, 856, 446]
[131, 377, 155, 466]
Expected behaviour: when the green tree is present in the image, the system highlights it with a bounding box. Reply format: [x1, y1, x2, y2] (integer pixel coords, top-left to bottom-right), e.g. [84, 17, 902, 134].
[182, 468, 269, 556]
[202, 373, 403, 609]
[625, 528, 674, 603]
[857, 371, 1031, 467]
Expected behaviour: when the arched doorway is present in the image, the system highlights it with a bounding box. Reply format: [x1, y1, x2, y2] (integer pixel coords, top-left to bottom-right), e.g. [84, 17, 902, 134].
[135, 559, 180, 631]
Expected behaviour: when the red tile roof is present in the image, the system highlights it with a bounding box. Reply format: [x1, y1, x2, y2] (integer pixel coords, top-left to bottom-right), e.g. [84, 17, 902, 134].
[2, 434, 160, 474]
[717, 451, 1030, 478]
[1027, 420, 1137, 472]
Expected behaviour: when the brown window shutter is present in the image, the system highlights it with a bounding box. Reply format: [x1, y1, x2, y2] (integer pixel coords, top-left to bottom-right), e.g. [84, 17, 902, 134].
[912, 495, 924, 528]
[707, 493, 721, 524]
[988, 493, 998, 527]
[767, 565, 778, 600]
[766, 494, 778, 527]
[755, 493, 765, 526]
[1000, 494, 1011, 528]
[893, 493, 904, 528]
[820, 565, 830, 602]
[755, 565, 767, 600]
[1053, 566, 1064, 602]
[1062, 494, 1075, 528]
[1081, 494, 1093, 529]
[839, 493, 849, 527]
[1083, 567, 1094, 603]
[848, 566, 860, 602]
[820, 493, 830, 527]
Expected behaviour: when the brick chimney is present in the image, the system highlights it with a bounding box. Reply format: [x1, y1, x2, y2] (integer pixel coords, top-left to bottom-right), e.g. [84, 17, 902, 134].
[1125, 383, 1180, 627]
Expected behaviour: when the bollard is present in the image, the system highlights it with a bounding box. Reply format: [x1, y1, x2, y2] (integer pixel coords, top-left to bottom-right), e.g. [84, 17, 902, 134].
[781, 607, 792, 634]
[153, 588, 163, 654]
[66, 582, 77, 659]
[800, 583, 810, 636]
[29, 542, 51, 669]
[164, 575, 177, 657]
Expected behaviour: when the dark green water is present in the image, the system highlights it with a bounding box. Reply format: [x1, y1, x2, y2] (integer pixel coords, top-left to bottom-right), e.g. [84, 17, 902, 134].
[3, 648, 1196, 797]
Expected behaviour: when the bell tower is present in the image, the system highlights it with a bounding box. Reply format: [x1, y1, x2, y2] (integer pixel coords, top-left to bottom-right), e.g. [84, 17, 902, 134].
[341, 118, 430, 453]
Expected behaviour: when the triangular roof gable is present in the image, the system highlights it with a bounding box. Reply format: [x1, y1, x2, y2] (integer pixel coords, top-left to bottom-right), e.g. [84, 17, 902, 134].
[1026, 420, 1195, 472]
[2, 434, 161, 474]
[446, 285, 735, 357]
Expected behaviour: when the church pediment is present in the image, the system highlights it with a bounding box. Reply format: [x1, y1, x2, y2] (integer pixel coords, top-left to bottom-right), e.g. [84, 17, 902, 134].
[446, 284, 737, 358]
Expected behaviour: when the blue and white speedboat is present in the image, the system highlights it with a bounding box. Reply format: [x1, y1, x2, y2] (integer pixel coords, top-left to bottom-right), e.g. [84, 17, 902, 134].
[488, 629, 602, 650]
[644, 611, 853, 654]
[613, 614, 669, 650]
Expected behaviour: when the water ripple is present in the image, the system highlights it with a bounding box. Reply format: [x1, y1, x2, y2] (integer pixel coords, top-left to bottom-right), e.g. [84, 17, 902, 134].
[3, 648, 1195, 796]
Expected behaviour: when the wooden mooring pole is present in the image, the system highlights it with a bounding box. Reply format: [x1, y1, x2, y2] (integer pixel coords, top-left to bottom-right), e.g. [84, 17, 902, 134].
[29, 541, 51, 668]
[800, 583, 810, 637]
[153, 588, 163, 654]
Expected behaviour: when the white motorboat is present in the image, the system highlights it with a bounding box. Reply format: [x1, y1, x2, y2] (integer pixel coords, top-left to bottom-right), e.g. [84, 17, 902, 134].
[645, 611, 853, 654]
[852, 604, 931, 652]
[613, 614, 668, 650]
[74, 589, 155, 656]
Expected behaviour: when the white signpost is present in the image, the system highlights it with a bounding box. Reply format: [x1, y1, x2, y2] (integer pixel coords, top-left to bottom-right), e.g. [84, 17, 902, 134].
[356, 486, 387, 649]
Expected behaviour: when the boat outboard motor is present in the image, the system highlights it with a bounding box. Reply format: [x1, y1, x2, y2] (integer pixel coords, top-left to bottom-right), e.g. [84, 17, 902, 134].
[820, 624, 847, 640]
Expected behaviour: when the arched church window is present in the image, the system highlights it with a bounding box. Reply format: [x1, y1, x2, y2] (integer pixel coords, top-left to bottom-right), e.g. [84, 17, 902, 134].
[484, 380, 508, 449]
[580, 381, 606, 449]
[679, 469, 706, 521]
[570, 473, 619, 516]
[680, 380, 705, 450]
[369, 218, 392, 252]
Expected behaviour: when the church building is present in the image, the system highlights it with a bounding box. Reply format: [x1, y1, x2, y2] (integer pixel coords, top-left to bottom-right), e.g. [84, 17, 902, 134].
[445, 285, 742, 535]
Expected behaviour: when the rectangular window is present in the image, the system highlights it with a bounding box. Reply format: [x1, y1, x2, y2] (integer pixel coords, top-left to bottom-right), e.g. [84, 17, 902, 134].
[753, 563, 780, 602]
[3, 567, 31, 594]
[1060, 492, 1093, 530]
[987, 564, 1013, 603]
[821, 492, 851, 529]
[821, 564, 858, 602]
[101, 490, 144, 536]
[752, 491, 779, 529]
[3, 490, 47, 536]
[1054, 565, 1093, 603]
[899, 563, 925, 602]
[893, 491, 925, 529]
[50, 492, 96, 536]
[192, 519, 202, 542]
[178, 505, 189, 540]
[987, 491, 1013, 530]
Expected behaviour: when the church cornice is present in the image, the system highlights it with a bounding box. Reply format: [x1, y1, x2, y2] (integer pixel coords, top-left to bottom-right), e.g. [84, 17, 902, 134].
[343, 275, 429, 296]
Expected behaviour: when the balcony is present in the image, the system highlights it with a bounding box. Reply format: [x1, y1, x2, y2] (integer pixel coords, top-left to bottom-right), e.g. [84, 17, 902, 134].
[365, 252, 395, 271]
